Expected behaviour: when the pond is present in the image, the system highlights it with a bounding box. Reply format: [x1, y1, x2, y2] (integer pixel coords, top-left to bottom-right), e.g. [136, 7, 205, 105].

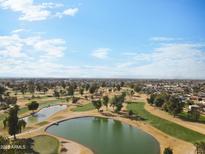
[46, 116, 160, 154]
[23, 104, 67, 124]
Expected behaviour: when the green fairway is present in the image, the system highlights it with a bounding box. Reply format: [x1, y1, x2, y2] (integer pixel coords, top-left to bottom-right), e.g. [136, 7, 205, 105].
[72, 103, 95, 112]
[127, 102, 205, 143]
[32, 135, 59, 154]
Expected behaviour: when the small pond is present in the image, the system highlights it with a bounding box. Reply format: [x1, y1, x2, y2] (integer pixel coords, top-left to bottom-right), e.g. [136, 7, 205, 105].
[23, 104, 67, 124]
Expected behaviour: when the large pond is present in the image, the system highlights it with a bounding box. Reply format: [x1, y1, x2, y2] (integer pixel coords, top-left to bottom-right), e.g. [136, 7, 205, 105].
[46, 117, 160, 154]
[23, 104, 67, 124]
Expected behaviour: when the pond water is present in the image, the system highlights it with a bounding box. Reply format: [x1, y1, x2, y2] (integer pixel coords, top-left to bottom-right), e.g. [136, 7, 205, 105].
[23, 104, 67, 124]
[46, 116, 160, 154]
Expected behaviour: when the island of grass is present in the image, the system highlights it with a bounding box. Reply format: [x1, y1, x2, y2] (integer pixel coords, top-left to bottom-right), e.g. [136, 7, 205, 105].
[127, 102, 205, 143]
[71, 103, 95, 112]
[32, 135, 60, 154]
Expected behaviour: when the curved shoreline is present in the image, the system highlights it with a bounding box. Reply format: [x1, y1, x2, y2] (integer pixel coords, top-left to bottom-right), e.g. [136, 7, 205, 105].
[45, 116, 160, 154]
[46, 133, 94, 154]
[16, 107, 195, 154]
[43, 112, 195, 154]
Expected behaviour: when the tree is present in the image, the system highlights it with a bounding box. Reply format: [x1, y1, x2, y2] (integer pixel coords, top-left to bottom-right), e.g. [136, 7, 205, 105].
[72, 97, 79, 104]
[195, 141, 205, 154]
[153, 96, 165, 107]
[128, 110, 133, 118]
[85, 84, 90, 91]
[92, 100, 102, 111]
[167, 96, 184, 117]
[43, 87, 48, 94]
[67, 86, 74, 96]
[147, 94, 157, 105]
[53, 90, 60, 98]
[79, 88, 84, 96]
[4, 96, 17, 105]
[0, 86, 6, 95]
[89, 84, 98, 94]
[115, 102, 123, 113]
[134, 84, 142, 93]
[102, 95, 109, 109]
[7, 105, 19, 139]
[120, 81, 125, 87]
[130, 90, 134, 96]
[116, 84, 121, 91]
[17, 119, 27, 133]
[163, 147, 173, 154]
[66, 97, 70, 103]
[28, 101, 39, 114]
[20, 86, 26, 95]
[28, 82, 35, 96]
[110, 93, 125, 113]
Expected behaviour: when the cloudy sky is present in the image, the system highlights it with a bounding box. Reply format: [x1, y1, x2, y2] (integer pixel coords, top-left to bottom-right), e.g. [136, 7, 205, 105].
[0, 0, 205, 79]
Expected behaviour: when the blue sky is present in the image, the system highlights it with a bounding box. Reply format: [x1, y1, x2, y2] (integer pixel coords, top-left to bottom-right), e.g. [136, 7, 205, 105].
[0, 0, 205, 79]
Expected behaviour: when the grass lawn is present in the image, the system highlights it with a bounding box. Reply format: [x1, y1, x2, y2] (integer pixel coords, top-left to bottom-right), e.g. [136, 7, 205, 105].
[127, 102, 205, 143]
[72, 103, 95, 112]
[32, 135, 60, 154]
[36, 121, 49, 126]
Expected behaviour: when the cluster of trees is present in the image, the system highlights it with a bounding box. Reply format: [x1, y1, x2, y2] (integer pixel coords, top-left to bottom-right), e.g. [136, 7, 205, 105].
[52, 82, 100, 99]
[0, 85, 17, 110]
[147, 93, 185, 117]
[92, 95, 110, 112]
[147, 92, 203, 121]
[110, 92, 126, 113]
[92, 96, 109, 111]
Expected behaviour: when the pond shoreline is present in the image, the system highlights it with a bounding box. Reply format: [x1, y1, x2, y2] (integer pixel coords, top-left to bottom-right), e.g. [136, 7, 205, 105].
[16, 109, 195, 154]
[45, 116, 160, 154]
[20, 103, 68, 119]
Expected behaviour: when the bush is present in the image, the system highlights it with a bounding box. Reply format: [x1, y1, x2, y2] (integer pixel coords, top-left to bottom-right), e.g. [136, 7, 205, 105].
[163, 147, 173, 154]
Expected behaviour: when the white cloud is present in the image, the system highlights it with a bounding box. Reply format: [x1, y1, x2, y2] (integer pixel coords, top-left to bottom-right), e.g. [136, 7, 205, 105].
[11, 28, 25, 33]
[0, 0, 79, 21]
[63, 8, 79, 16]
[119, 43, 205, 79]
[91, 48, 110, 59]
[0, 0, 50, 21]
[0, 34, 66, 59]
[150, 37, 176, 42]
[0, 34, 204, 79]
[55, 8, 79, 18]
[0, 33, 68, 77]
